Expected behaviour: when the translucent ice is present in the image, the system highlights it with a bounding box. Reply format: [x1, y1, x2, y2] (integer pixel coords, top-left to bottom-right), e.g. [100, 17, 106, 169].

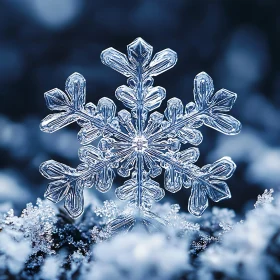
[40, 38, 241, 227]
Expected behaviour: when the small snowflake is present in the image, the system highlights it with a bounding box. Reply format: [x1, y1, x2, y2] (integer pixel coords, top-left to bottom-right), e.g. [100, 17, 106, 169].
[39, 38, 241, 229]
[2, 199, 57, 254]
[94, 200, 120, 222]
[254, 189, 274, 208]
[91, 226, 112, 243]
[164, 204, 200, 236]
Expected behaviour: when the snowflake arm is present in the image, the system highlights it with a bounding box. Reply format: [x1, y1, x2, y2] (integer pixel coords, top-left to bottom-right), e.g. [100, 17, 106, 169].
[149, 72, 241, 144]
[40, 148, 120, 218]
[40, 73, 130, 143]
[101, 38, 177, 119]
[146, 148, 234, 216]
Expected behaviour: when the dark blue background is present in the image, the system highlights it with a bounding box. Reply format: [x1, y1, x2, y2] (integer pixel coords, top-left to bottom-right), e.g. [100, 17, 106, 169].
[0, 0, 279, 215]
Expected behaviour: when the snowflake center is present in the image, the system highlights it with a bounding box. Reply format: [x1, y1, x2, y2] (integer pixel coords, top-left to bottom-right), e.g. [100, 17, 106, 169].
[132, 136, 148, 152]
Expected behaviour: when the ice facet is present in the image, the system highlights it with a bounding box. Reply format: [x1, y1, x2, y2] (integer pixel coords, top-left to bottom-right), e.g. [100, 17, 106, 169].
[127, 37, 153, 67]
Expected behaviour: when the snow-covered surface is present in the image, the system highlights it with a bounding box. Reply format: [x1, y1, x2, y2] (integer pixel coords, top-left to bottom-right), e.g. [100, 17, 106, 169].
[0, 190, 279, 279]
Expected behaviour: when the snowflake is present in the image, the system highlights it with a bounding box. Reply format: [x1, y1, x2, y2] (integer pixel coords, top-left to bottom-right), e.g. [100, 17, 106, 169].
[39, 38, 241, 228]
[254, 189, 274, 208]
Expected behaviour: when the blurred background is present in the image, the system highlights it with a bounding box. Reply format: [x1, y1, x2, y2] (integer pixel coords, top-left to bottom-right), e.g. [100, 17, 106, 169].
[0, 0, 279, 217]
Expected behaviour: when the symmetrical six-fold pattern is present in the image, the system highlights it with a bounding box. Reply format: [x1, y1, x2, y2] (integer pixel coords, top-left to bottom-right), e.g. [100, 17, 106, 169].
[39, 38, 241, 222]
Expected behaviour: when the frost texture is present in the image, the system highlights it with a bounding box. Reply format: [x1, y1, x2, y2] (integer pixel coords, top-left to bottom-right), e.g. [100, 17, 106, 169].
[197, 189, 280, 280]
[254, 188, 274, 208]
[2, 199, 57, 255]
[39, 38, 241, 227]
[1, 190, 280, 279]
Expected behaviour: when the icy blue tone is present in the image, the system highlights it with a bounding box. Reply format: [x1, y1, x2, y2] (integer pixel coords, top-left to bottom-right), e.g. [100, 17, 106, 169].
[39, 38, 241, 225]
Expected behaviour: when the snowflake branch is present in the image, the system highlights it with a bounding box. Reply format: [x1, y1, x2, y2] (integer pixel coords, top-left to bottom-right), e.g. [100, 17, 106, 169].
[76, 109, 131, 142]
[149, 93, 240, 143]
[148, 107, 206, 142]
[146, 149, 233, 199]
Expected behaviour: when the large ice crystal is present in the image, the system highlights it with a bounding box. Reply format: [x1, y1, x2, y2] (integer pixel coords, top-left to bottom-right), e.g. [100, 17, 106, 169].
[39, 38, 241, 228]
